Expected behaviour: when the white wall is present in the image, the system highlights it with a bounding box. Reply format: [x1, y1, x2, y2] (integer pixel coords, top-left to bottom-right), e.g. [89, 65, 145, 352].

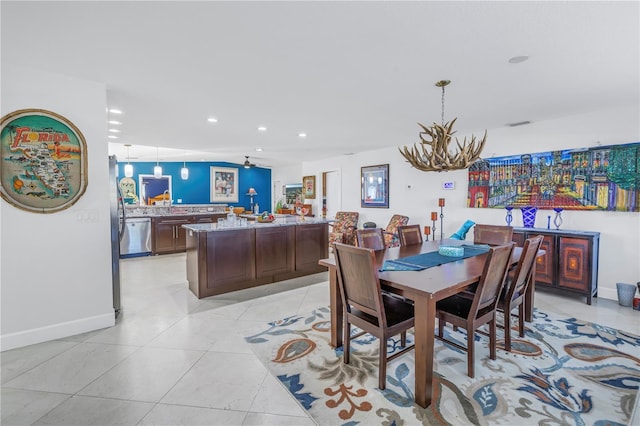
[302, 104, 640, 301]
[1, 65, 115, 351]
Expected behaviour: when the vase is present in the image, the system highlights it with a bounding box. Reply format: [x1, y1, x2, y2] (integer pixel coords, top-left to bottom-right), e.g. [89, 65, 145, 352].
[520, 206, 537, 228]
[505, 206, 513, 226]
[553, 208, 563, 229]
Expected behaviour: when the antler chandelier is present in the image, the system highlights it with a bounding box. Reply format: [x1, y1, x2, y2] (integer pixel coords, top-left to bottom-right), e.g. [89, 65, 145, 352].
[399, 80, 486, 172]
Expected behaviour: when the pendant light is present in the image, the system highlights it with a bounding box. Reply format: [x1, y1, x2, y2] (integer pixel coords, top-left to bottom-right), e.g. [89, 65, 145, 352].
[153, 147, 162, 178]
[124, 144, 134, 177]
[180, 152, 189, 180]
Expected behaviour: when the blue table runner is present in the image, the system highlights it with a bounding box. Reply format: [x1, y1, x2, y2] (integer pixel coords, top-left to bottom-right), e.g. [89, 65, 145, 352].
[379, 244, 490, 272]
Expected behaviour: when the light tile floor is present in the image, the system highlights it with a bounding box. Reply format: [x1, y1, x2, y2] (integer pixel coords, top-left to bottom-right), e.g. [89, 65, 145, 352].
[2, 253, 639, 425]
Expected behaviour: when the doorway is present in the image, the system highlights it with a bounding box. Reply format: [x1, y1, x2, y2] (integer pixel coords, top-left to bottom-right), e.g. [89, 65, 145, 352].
[323, 169, 341, 219]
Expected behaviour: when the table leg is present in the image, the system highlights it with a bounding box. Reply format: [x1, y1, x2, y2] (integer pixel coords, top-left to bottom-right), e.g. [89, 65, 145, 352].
[328, 266, 343, 348]
[413, 293, 435, 408]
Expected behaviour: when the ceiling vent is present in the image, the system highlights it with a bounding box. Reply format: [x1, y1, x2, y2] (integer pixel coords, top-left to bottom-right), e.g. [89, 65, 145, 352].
[507, 120, 531, 127]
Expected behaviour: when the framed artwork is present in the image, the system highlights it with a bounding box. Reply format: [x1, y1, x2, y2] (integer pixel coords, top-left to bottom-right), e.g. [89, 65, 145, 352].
[361, 164, 389, 208]
[0, 109, 88, 213]
[467, 142, 640, 212]
[303, 175, 316, 199]
[210, 166, 238, 203]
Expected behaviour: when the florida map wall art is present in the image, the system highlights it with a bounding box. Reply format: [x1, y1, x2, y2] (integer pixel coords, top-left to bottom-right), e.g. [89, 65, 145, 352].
[468, 142, 639, 212]
[0, 109, 88, 213]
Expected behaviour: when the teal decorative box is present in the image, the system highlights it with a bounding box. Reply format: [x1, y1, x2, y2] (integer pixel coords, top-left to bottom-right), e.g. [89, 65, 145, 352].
[438, 245, 464, 257]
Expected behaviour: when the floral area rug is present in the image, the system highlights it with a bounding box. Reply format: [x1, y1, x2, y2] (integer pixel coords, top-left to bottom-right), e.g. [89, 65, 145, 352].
[245, 307, 639, 425]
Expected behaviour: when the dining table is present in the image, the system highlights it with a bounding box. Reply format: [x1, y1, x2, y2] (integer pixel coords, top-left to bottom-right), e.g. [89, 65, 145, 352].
[318, 238, 542, 409]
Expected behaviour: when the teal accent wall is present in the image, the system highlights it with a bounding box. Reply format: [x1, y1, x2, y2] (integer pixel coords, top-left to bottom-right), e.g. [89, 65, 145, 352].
[117, 161, 271, 211]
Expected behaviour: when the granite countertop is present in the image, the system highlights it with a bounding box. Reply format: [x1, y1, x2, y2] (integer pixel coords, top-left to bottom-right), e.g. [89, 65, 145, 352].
[124, 204, 227, 218]
[183, 216, 331, 233]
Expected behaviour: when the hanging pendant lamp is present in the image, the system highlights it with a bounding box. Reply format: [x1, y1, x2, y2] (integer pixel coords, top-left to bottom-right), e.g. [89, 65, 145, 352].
[124, 144, 133, 177]
[180, 152, 189, 180]
[153, 147, 162, 178]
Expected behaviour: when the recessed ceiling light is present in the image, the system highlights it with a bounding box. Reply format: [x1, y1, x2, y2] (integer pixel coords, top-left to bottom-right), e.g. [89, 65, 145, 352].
[207, 117, 218, 123]
[108, 109, 123, 114]
[508, 55, 529, 64]
[258, 126, 267, 132]
[108, 128, 120, 133]
[255, 148, 263, 152]
[298, 132, 307, 138]
[108, 135, 118, 139]
[108, 120, 122, 125]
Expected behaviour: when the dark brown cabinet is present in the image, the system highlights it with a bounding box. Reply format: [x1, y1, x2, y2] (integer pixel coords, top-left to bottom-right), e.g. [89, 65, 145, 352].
[512, 228, 600, 304]
[153, 216, 192, 254]
[186, 222, 329, 298]
[152, 214, 227, 255]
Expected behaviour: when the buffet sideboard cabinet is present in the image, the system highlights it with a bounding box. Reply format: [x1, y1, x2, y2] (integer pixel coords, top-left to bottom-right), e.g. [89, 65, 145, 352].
[512, 227, 600, 305]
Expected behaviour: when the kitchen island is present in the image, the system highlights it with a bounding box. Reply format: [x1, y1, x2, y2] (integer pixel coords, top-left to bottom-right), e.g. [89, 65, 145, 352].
[183, 216, 329, 298]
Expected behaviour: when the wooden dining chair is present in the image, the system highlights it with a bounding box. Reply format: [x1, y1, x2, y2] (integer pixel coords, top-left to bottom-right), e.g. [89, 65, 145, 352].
[356, 228, 386, 250]
[397, 224, 423, 247]
[435, 242, 514, 378]
[473, 224, 514, 246]
[498, 235, 544, 351]
[333, 243, 415, 390]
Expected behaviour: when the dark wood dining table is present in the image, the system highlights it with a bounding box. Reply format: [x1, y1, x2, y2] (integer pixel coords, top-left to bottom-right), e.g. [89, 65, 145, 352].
[319, 239, 541, 409]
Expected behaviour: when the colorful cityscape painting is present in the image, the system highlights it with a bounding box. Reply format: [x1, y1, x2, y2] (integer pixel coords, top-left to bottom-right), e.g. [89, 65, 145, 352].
[468, 142, 639, 212]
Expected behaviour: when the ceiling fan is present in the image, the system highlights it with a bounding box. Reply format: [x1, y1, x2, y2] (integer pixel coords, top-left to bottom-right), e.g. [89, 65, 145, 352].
[243, 156, 256, 168]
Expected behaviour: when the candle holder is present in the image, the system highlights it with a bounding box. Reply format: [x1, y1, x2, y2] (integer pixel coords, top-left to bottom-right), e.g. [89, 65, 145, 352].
[553, 207, 563, 229]
[424, 226, 431, 241]
[505, 206, 513, 226]
[438, 198, 445, 240]
[430, 211, 438, 240]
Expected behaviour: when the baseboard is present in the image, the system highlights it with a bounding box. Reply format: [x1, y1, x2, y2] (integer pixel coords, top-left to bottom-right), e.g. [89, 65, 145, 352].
[597, 287, 617, 302]
[0, 312, 115, 352]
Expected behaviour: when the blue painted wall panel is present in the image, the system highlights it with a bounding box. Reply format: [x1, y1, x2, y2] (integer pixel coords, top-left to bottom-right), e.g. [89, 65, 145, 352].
[117, 161, 272, 211]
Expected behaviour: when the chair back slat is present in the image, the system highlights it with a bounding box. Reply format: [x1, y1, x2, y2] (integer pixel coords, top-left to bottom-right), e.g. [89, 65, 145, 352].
[473, 243, 514, 315]
[397, 224, 423, 247]
[474, 224, 514, 246]
[356, 228, 386, 250]
[333, 243, 386, 325]
[505, 235, 544, 302]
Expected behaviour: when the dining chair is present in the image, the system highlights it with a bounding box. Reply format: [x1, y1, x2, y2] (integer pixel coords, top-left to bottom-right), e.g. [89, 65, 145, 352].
[382, 214, 409, 247]
[473, 224, 514, 246]
[435, 242, 515, 378]
[498, 235, 544, 351]
[397, 224, 423, 247]
[328, 211, 359, 247]
[333, 243, 415, 390]
[356, 228, 386, 250]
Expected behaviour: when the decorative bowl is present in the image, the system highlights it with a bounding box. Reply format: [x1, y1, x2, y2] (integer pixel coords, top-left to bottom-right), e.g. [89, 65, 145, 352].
[438, 245, 464, 257]
[256, 217, 275, 223]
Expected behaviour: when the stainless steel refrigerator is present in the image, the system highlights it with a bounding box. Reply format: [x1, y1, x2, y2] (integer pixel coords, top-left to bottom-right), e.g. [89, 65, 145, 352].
[109, 155, 124, 318]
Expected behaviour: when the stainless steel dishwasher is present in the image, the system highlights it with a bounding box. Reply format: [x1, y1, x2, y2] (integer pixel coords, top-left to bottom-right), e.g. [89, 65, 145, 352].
[120, 217, 152, 257]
